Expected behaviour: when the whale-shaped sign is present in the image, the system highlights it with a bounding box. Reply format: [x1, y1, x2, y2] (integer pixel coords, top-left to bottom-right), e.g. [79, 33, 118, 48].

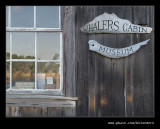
[88, 39, 150, 58]
[81, 13, 152, 33]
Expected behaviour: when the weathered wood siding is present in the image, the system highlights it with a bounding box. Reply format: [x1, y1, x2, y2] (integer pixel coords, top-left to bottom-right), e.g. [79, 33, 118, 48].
[6, 106, 76, 117]
[6, 6, 154, 117]
[75, 6, 154, 117]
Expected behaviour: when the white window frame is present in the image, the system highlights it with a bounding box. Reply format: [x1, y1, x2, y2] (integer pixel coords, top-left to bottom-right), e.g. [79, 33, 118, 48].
[6, 6, 63, 96]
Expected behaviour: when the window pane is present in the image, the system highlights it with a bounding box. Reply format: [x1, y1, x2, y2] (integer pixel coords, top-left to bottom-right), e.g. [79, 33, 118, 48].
[11, 6, 34, 27]
[6, 62, 10, 89]
[36, 6, 59, 28]
[37, 62, 60, 89]
[12, 62, 35, 89]
[6, 6, 9, 27]
[6, 32, 10, 59]
[12, 32, 35, 59]
[37, 32, 60, 60]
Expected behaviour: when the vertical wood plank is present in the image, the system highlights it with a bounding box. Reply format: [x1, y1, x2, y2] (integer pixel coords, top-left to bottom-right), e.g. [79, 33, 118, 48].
[47, 107, 56, 117]
[94, 6, 103, 117]
[55, 107, 63, 117]
[41, 107, 48, 117]
[6, 106, 10, 117]
[63, 107, 76, 117]
[63, 6, 76, 97]
[123, 6, 134, 117]
[20, 107, 42, 117]
[75, 6, 89, 116]
[10, 106, 16, 117]
[87, 6, 96, 117]
[10, 106, 21, 117]
[132, 6, 154, 117]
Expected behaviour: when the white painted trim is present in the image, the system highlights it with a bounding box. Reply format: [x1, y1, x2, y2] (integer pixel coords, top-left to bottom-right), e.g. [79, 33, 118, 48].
[6, 89, 63, 96]
[10, 32, 12, 89]
[6, 28, 62, 32]
[11, 59, 35, 62]
[6, 6, 63, 96]
[35, 32, 37, 89]
[60, 32, 63, 91]
[10, 59, 60, 62]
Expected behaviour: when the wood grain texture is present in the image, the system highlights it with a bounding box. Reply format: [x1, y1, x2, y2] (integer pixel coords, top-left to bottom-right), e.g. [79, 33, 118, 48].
[6, 6, 154, 117]
[20, 107, 41, 117]
[123, 6, 134, 117]
[75, 6, 90, 116]
[75, 6, 154, 117]
[63, 6, 76, 97]
[6, 106, 76, 117]
[131, 6, 154, 117]
[6, 98, 76, 107]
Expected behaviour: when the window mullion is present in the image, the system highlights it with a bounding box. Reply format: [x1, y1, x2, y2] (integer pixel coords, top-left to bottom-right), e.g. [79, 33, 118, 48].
[35, 32, 37, 89]
[11, 59, 35, 62]
[10, 32, 12, 89]
[60, 32, 63, 91]
[6, 6, 62, 92]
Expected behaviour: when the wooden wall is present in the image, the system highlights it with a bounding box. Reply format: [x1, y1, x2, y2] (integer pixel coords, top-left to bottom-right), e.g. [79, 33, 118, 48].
[6, 6, 154, 117]
[74, 6, 154, 117]
[6, 106, 76, 117]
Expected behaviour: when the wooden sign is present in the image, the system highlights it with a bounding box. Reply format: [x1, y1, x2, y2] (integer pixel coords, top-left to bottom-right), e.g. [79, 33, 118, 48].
[80, 12, 152, 33]
[88, 39, 150, 58]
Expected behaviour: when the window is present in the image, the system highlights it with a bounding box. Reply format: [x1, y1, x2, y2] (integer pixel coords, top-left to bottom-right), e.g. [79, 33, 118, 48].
[6, 6, 63, 95]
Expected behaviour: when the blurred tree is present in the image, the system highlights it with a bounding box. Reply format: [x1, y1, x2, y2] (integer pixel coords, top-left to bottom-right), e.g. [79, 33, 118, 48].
[12, 54, 19, 59]
[6, 52, 10, 59]
[52, 53, 59, 60]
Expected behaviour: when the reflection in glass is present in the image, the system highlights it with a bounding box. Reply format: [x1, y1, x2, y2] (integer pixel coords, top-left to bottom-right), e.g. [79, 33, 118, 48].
[37, 32, 60, 60]
[12, 32, 35, 59]
[6, 6, 9, 27]
[6, 32, 10, 60]
[6, 62, 10, 89]
[11, 6, 34, 27]
[36, 6, 59, 28]
[12, 62, 35, 89]
[37, 62, 60, 89]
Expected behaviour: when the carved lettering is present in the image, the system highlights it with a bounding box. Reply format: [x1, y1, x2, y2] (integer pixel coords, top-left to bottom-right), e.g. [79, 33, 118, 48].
[126, 47, 134, 54]
[81, 13, 152, 33]
[114, 21, 119, 31]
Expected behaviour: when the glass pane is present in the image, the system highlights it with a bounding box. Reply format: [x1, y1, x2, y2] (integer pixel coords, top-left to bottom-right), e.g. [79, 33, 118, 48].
[12, 32, 35, 59]
[37, 32, 60, 60]
[6, 62, 10, 89]
[6, 32, 10, 59]
[11, 6, 34, 27]
[6, 6, 9, 27]
[12, 62, 35, 89]
[37, 62, 60, 89]
[36, 6, 59, 28]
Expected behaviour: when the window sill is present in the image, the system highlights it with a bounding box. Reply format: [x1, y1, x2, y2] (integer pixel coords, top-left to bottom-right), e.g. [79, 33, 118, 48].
[6, 89, 63, 96]
[6, 94, 78, 108]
